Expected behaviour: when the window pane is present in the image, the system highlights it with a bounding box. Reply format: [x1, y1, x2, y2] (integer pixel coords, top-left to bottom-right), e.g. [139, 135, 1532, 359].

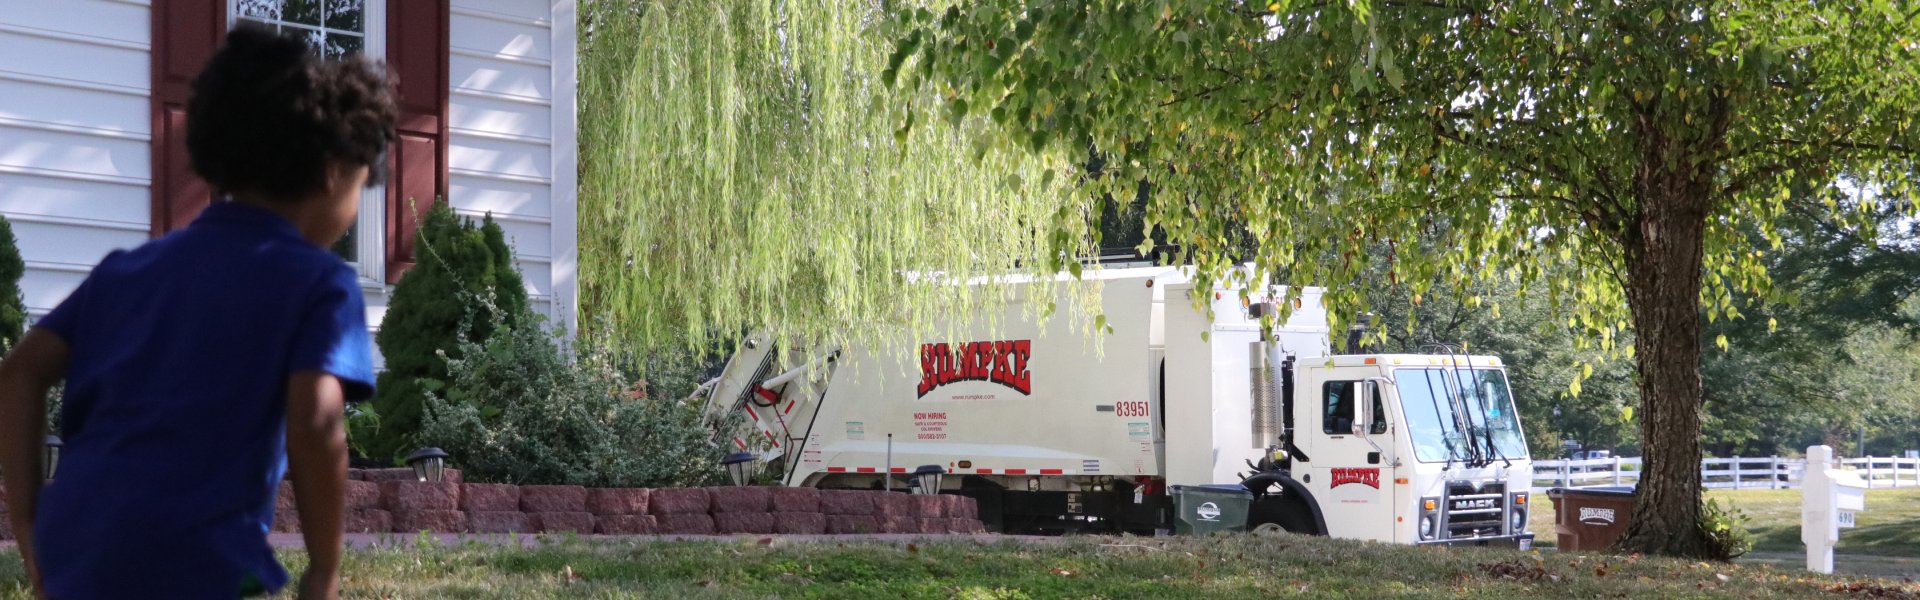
[237, 0, 284, 20]
[285, 0, 323, 26]
[1323, 381, 1353, 434]
[324, 0, 364, 32]
[331, 219, 358, 261]
[323, 34, 362, 60]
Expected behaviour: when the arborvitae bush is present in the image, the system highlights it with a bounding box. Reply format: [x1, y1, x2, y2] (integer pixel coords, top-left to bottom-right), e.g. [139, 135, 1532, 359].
[0, 215, 25, 351]
[364, 202, 527, 462]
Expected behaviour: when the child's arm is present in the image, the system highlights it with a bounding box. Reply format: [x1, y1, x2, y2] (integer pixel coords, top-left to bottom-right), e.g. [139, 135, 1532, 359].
[285, 370, 348, 599]
[0, 328, 69, 594]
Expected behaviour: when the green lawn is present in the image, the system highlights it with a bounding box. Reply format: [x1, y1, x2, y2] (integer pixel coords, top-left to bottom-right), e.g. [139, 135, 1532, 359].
[3, 532, 1912, 599]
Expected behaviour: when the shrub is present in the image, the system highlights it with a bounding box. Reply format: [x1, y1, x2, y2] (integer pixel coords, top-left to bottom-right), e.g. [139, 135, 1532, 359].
[0, 215, 24, 351]
[364, 202, 528, 462]
[414, 306, 728, 488]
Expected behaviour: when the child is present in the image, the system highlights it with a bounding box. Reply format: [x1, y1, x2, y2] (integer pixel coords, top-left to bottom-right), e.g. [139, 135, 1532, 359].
[0, 25, 394, 599]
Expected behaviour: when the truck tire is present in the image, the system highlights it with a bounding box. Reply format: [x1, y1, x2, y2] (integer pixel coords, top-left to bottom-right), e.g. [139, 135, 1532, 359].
[1242, 472, 1327, 536]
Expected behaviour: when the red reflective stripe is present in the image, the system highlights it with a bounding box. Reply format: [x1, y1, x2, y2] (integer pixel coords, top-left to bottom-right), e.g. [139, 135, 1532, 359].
[755, 386, 780, 403]
[744, 406, 759, 421]
[856, 467, 877, 473]
[784, 399, 796, 415]
[1040, 469, 1065, 475]
[732, 438, 747, 450]
[975, 469, 994, 474]
[1004, 469, 1028, 475]
[890, 467, 906, 473]
[827, 467, 847, 473]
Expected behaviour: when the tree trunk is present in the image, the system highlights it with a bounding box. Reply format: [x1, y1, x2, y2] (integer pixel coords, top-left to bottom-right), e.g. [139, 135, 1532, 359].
[1615, 149, 1718, 557]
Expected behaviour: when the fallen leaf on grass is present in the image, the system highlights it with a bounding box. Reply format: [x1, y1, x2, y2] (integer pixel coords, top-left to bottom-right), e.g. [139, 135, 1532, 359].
[1826, 581, 1920, 600]
[1051, 568, 1074, 577]
[1480, 559, 1554, 582]
[907, 543, 920, 554]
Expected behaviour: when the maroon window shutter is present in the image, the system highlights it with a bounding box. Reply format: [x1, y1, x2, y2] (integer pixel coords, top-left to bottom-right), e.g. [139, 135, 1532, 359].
[385, 0, 451, 282]
[149, 1, 225, 237]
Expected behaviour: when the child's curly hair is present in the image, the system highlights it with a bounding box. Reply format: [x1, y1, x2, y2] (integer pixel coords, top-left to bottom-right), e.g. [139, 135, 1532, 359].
[186, 24, 398, 201]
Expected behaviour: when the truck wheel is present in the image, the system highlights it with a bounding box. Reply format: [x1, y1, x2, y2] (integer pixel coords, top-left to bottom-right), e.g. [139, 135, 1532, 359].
[1247, 494, 1325, 536]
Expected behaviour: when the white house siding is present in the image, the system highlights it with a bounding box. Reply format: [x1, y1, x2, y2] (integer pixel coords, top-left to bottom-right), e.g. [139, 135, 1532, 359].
[0, 0, 153, 320]
[0, 0, 580, 344]
[435, 0, 578, 335]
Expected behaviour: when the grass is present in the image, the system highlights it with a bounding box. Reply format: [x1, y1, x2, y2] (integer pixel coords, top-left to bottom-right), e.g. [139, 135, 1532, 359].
[3, 532, 1915, 599]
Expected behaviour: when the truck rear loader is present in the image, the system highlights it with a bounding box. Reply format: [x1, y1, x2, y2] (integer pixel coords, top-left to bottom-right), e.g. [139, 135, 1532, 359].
[700, 266, 1535, 547]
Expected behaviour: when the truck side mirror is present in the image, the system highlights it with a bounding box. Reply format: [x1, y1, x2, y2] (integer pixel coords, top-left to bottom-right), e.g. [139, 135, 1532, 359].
[1353, 381, 1375, 437]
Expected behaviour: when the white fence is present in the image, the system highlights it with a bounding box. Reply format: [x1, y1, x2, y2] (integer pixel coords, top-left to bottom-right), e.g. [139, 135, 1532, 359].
[1531, 455, 1920, 491]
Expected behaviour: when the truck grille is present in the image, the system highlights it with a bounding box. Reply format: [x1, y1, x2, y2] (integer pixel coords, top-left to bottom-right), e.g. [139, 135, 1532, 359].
[1443, 481, 1506, 538]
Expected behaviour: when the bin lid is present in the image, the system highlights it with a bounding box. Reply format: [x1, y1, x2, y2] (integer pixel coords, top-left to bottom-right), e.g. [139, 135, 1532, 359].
[1171, 484, 1254, 498]
[1548, 485, 1636, 497]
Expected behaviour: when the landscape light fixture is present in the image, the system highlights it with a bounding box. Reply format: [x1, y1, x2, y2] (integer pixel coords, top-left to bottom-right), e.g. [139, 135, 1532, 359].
[43, 435, 61, 481]
[911, 464, 945, 496]
[406, 447, 451, 482]
[722, 452, 757, 486]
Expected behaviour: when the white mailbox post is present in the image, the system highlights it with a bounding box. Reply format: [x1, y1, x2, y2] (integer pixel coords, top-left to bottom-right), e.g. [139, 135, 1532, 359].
[1802, 445, 1869, 574]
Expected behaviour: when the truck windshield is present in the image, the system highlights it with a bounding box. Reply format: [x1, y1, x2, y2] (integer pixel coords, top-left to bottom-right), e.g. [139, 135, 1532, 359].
[1396, 368, 1530, 463]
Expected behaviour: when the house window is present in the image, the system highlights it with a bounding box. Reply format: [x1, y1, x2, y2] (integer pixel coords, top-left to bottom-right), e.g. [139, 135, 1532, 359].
[230, 0, 388, 283]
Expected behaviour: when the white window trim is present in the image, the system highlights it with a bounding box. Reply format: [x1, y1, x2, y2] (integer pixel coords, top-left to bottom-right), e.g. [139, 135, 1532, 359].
[228, 0, 389, 286]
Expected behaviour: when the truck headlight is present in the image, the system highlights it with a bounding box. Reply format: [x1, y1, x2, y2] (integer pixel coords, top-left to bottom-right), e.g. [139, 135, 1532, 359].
[1419, 515, 1435, 540]
[1511, 509, 1527, 533]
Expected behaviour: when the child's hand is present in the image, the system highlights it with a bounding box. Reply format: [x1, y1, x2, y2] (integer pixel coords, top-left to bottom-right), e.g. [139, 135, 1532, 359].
[297, 569, 339, 600]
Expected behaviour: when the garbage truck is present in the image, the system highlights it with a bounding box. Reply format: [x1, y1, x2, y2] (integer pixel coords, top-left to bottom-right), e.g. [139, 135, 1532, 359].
[698, 265, 1535, 547]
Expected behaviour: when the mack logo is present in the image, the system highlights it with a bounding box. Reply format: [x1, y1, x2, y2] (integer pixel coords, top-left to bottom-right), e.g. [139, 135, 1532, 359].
[918, 340, 1032, 398]
[1451, 498, 1497, 511]
[1330, 467, 1381, 489]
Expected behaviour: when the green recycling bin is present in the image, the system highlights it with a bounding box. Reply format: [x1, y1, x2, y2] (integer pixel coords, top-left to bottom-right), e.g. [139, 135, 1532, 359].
[1171, 484, 1252, 535]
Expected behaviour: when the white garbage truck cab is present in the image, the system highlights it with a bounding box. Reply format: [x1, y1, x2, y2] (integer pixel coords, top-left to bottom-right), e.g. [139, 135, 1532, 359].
[701, 266, 1534, 547]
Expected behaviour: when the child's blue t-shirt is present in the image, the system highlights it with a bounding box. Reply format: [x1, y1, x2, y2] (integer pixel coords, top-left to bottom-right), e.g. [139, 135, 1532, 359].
[30, 200, 374, 598]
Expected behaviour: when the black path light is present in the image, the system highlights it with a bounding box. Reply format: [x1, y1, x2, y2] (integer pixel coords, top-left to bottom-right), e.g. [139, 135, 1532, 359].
[911, 464, 944, 495]
[722, 452, 758, 486]
[42, 435, 61, 481]
[406, 447, 451, 482]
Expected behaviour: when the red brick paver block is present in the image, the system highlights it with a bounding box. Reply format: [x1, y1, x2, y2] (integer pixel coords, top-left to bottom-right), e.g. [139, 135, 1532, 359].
[871, 492, 915, 519]
[528, 511, 594, 534]
[769, 487, 820, 513]
[707, 486, 771, 513]
[272, 509, 300, 533]
[911, 494, 945, 518]
[954, 519, 987, 534]
[587, 488, 649, 515]
[343, 509, 392, 533]
[879, 515, 919, 534]
[713, 512, 777, 534]
[346, 480, 382, 511]
[460, 483, 520, 512]
[394, 510, 466, 533]
[519, 485, 588, 513]
[825, 514, 879, 534]
[275, 481, 297, 513]
[940, 494, 976, 519]
[347, 469, 366, 481]
[819, 490, 874, 516]
[593, 514, 658, 535]
[466, 511, 528, 533]
[959, 496, 980, 519]
[656, 514, 716, 535]
[647, 488, 710, 515]
[916, 518, 948, 534]
[774, 513, 827, 535]
[380, 481, 460, 512]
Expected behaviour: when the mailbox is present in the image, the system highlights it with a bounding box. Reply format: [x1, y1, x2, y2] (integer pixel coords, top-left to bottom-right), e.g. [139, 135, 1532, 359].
[1802, 445, 1868, 574]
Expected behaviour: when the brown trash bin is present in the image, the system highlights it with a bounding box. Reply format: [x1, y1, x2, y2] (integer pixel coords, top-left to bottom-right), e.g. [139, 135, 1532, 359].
[1546, 486, 1635, 551]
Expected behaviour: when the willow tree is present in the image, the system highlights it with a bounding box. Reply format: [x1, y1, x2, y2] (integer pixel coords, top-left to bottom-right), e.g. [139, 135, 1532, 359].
[579, 1, 1085, 358]
[889, 1, 1919, 556]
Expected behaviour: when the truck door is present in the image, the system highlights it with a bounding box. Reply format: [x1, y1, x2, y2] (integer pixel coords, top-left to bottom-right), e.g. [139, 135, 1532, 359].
[1305, 372, 1394, 542]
